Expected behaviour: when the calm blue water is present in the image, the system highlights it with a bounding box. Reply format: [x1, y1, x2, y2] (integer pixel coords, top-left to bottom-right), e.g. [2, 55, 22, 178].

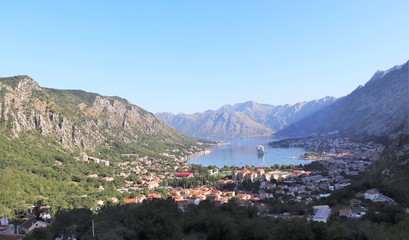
[189, 138, 308, 168]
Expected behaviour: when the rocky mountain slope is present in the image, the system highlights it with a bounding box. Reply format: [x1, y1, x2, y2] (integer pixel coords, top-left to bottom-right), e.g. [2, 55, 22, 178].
[157, 97, 335, 139]
[0, 75, 196, 154]
[278, 61, 409, 138]
[0, 75, 205, 217]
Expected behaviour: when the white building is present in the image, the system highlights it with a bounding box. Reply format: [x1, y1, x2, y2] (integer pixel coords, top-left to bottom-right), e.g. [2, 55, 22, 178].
[313, 207, 331, 223]
[364, 189, 380, 201]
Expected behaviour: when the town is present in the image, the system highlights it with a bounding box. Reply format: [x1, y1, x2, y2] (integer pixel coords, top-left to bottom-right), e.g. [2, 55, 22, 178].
[0, 137, 402, 239]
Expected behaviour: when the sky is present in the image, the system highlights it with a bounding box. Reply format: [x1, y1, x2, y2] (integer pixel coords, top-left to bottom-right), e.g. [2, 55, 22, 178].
[0, 1, 408, 114]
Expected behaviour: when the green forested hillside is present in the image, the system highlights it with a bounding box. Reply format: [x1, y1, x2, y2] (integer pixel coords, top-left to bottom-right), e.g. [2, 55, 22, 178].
[0, 76, 202, 218]
[370, 134, 409, 207]
[0, 132, 112, 217]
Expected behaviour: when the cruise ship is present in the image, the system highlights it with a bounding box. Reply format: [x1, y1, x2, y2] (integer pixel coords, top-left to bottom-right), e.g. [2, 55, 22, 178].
[256, 145, 265, 156]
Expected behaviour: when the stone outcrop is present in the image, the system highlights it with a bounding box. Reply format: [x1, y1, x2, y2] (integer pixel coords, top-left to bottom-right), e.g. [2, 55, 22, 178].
[0, 75, 193, 152]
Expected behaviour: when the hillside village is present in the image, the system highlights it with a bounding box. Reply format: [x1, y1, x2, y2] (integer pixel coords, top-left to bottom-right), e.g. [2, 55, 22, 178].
[2, 136, 400, 239]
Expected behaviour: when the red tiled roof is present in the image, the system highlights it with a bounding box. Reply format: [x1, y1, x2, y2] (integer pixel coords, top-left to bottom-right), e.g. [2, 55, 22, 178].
[339, 208, 352, 216]
[124, 198, 137, 204]
[175, 172, 194, 177]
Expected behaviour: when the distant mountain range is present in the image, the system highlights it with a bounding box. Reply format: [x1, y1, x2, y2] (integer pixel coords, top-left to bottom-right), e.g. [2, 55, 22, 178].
[157, 61, 409, 140]
[156, 97, 336, 139]
[278, 61, 409, 138]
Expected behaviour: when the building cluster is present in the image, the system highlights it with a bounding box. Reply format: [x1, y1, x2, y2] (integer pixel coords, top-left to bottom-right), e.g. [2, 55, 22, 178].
[232, 168, 311, 182]
[275, 137, 384, 161]
[0, 206, 52, 240]
[3, 136, 399, 239]
[83, 136, 396, 226]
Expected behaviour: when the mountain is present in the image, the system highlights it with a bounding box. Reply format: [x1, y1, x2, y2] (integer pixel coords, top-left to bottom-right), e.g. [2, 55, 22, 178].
[0, 75, 196, 154]
[157, 110, 274, 139]
[0, 75, 203, 217]
[156, 97, 336, 139]
[278, 61, 409, 138]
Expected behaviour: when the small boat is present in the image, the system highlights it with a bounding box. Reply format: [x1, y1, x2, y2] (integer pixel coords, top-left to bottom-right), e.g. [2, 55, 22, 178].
[256, 145, 265, 156]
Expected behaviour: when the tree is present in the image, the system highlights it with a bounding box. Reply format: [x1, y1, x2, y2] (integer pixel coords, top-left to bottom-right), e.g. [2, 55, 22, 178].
[51, 208, 93, 239]
[272, 218, 314, 240]
[23, 227, 53, 240]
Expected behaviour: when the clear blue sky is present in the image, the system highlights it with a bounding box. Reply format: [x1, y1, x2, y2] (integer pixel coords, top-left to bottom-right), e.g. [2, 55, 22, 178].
[1, 1, 408, 114]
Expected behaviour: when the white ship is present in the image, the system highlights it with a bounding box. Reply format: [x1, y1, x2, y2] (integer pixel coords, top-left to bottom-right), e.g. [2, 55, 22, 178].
[256, 145, 265, 156]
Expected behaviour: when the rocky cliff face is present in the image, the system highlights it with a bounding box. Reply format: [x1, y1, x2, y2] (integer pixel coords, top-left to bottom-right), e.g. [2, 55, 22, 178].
[157, 97, 335, 139]
[278, 61, 409, 138]
[158, 110, 274, 139]
[0, 76, 194, 152]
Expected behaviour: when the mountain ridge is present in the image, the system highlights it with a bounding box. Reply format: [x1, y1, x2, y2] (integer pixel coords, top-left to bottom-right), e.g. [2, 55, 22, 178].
[156, 97, 336, 139]
[277, 60, 409, 138]
[0, 75, 197, 155]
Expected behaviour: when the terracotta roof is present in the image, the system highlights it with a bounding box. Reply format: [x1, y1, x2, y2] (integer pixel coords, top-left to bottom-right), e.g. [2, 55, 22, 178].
[339, 208, 352, 216]
[175, 172, 194, 177]
[124, 198, 137, 204]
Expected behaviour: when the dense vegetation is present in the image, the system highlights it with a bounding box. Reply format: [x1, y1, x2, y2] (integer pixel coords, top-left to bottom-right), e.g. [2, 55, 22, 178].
[370, 135, 409, 208]
[0, 131, 121, 217]
[24, 198, 409, 240]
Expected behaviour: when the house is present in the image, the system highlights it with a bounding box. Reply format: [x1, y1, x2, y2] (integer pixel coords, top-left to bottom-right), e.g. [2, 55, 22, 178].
[313, 207, 331, 223]
[0, 216, 9, 226]
[101, 177, 114, 182]
[88, 157, 110, 166]
[147, 193, 162, 200]
[245, 173, 258, 182]
[175, 172, 194, 178]
[99, 160, 110, 166]
[319, 193, 331, 199]
[302, 175, 328, 183]
[256, 169, 265, 176]
[216, 179, 234, 186]
[232, 170, 240, 181]
[292, 170, 305, 176]
[0, 221, 15, 235]
[87, 174, 98, 179]
[364, 189, 380, 200]
[313, 205, 330, 214]
[124, 195, 147, 204]
[260, 173, 271, 182]
[146, 181, 159, 190]
[278, 172, 292, 180]
[21, 219, 48, 234]
[350, 199, 362, 207]
[339, 208, 352, 217]
[236, 194, 252, 201]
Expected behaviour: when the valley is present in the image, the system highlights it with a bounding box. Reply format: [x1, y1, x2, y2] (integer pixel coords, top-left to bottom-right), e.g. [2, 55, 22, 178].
[0, 61, 408, 240]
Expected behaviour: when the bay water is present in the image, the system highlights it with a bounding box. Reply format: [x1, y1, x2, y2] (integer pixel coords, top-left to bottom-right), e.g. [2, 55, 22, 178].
[189, 138, 308, 168]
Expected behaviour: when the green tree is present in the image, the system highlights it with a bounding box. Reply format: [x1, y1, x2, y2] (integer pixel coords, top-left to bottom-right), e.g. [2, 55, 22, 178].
[51, 208, 93, 239]
[23, 227, 53, 240]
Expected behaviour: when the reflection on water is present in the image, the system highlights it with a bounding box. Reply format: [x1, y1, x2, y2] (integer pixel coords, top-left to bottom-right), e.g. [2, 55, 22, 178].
[189, 138, 307, 168]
